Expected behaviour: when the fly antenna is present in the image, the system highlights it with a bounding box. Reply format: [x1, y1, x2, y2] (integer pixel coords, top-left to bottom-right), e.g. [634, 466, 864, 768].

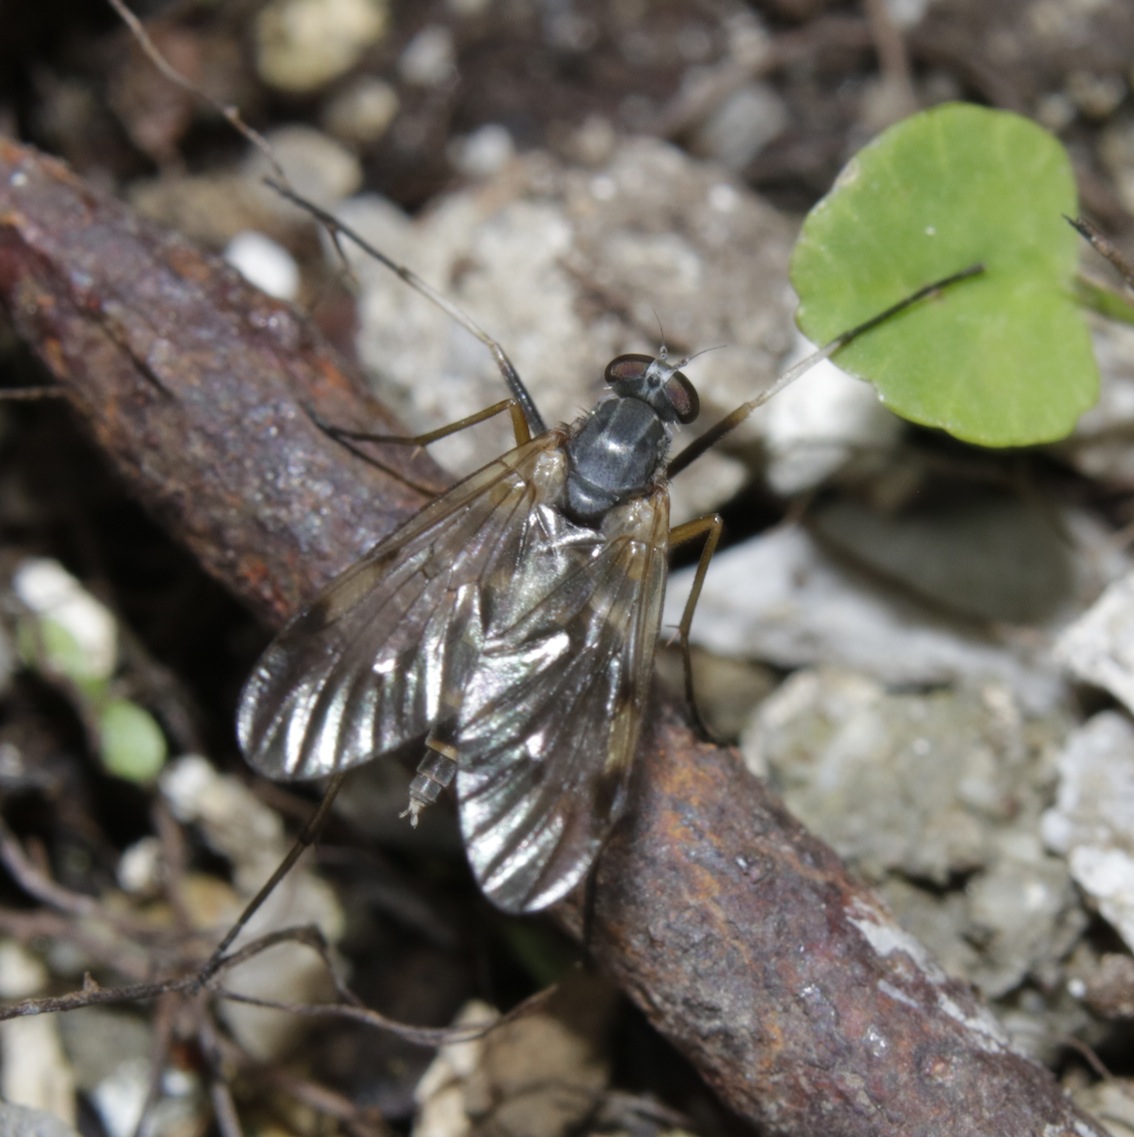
[676, 342, 727, 370]
[263, 179, 547, 436]
[650, 306, 669, 362]
[666, 263, 984, 479]
[646, 310, 726, 371]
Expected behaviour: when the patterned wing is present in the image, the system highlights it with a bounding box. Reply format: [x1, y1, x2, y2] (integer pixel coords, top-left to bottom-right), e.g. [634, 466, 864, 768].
[237, 434, 567, 781]
[455, 486, 671, 913]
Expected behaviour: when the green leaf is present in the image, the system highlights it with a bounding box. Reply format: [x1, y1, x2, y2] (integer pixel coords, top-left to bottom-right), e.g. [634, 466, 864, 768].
[791, 102, 1098, 446]
[98, 699, 168, 784]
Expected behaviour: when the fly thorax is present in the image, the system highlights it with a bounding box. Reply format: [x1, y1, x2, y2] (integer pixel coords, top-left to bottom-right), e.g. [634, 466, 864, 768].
[563, 398, 669, 526]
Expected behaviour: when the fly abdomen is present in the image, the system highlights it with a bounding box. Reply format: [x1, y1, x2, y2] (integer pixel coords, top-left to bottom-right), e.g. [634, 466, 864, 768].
[402, 740, 458, 826]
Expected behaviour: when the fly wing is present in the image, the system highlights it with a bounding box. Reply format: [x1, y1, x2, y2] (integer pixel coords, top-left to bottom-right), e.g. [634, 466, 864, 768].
[455, 487, 671, 913]
[237, 434, 564, 781]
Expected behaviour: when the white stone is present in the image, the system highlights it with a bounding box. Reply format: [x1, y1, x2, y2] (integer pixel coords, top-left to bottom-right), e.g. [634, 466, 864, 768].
[225, 231, 300, 301]
[1042, 712, 1134, 950]
[763, 348, 901, 494]
[1056, 570, 1134, 712]
[255, 0, 388, 93]
[400, 24, 456, 87]
[665, 524, 1064, 708]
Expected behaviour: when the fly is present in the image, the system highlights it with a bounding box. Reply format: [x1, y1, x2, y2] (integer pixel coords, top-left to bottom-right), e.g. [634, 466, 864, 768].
[237, 186, 980, 914]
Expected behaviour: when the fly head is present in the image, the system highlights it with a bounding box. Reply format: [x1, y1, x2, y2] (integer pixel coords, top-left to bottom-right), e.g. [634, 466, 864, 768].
[604, 352, 699, 425]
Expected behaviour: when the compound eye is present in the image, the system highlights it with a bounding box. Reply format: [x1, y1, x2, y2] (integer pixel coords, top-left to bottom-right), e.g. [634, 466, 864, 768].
[604, 353, 654, 387]
[665, 370, 699, 424]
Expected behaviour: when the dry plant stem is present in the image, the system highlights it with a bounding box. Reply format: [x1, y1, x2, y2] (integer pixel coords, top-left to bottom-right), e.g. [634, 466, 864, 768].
[0, 815, 536, 1052]
[197, 1015, 243, 1137]
[211, 965, 557, 1048]
[0, 817, 207, 967]
[0, 140, 1107, 1137]
[133, 993, 179, 1137]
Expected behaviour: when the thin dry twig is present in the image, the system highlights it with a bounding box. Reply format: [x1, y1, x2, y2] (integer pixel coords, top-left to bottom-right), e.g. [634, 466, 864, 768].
[0, 820, 99, 916]
[197, 1015, 244, 1137]
[0, 386, 69, 399]
[211, 1029, 395, 1137]
[0, 816, 210, 964]
[0, 806, 547, 1054]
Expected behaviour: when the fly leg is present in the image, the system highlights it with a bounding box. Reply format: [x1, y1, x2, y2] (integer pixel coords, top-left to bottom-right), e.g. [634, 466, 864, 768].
[1068, 216, 1134, 290]
[308, 398, 532, 496]
[668, 513, 724, 741]
[266, 180, 548, 437]
[193, 771, 347, 989]
[316, 396, 531, 451]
